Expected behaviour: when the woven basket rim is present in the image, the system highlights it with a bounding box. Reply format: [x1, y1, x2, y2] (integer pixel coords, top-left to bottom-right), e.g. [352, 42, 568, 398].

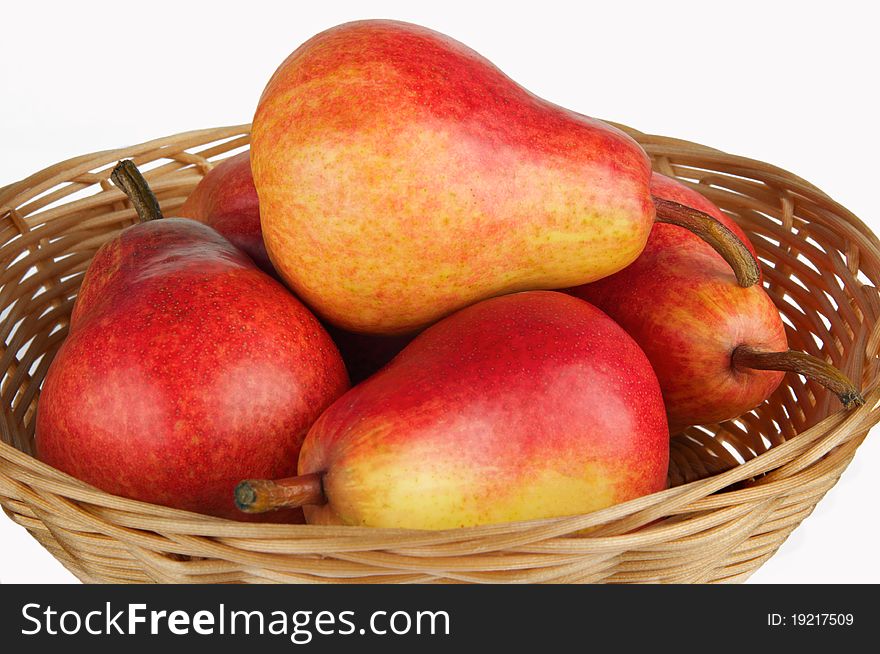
[2, 386, 878, 541]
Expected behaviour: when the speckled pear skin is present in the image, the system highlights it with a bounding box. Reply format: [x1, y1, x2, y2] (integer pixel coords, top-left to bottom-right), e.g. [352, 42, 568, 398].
[36, 218, 349, 520]
[252, 20, 655, 335]
[298, 291, 669, 530]
[178, 151, 274, 275]
[569, 174, 787, 432]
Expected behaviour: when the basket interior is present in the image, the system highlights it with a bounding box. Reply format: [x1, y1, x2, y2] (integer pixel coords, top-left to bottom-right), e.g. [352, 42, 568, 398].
[0, 124, 878, 525]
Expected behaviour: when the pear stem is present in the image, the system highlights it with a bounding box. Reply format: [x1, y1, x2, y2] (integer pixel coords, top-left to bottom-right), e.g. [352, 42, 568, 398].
[234, 473, 326, 513]
[652, 196, 760, 288]
[110, 159, 164, 223]
[732, 346, 865, 409]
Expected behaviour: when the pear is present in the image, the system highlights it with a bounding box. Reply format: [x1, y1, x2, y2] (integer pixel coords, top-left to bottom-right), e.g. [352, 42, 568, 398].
[178, 151, 273, 274]
[235, 291, 669, 529]
[36, 162, 349, 519]
[252, 20, 757, 335]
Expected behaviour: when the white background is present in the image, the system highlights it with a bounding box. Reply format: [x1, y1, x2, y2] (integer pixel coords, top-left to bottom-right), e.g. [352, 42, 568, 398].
[1, 0, 877, 583]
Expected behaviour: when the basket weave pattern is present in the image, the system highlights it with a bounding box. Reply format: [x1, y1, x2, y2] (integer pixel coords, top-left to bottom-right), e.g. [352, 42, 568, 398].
[1, 124, 877, 583]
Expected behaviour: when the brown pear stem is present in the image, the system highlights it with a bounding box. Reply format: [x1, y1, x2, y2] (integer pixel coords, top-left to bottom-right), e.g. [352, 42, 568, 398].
[234, 473, 326, 514]
[732, 346, 865, 409]
[653, 196, 760, 288]
[110, 159, 164, 223]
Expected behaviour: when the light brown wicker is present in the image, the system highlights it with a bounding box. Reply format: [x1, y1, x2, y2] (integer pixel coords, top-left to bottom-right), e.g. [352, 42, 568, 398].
[0, 124, 877, 584]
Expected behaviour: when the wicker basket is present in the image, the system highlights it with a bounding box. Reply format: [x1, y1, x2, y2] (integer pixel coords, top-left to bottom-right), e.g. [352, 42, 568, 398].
[0, 124, 877, 584]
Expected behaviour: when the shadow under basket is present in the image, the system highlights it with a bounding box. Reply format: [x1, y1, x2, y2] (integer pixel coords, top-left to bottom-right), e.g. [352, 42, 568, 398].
[1, 124, 878, 584]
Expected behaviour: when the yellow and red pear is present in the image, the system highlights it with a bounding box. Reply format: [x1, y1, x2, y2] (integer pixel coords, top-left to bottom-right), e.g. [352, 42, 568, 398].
[252, 20, 757, 335]
[235, 291, 669, 529]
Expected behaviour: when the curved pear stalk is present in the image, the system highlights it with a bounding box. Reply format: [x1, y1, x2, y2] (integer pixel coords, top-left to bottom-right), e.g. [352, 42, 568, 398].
[732, 346, 865, 409]
[110, 160, 164, 222]
[235, 474, 325, 514]
[652, 196, 760, 288]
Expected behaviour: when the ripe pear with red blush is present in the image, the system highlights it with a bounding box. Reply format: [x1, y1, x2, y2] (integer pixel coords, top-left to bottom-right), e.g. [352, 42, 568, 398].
[178, 151, 273, 274]
[35, 162, 349, 520]
[252, 19, 758, 335]
[569, 173, 863, 431]
[235, 291, 669, 529]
